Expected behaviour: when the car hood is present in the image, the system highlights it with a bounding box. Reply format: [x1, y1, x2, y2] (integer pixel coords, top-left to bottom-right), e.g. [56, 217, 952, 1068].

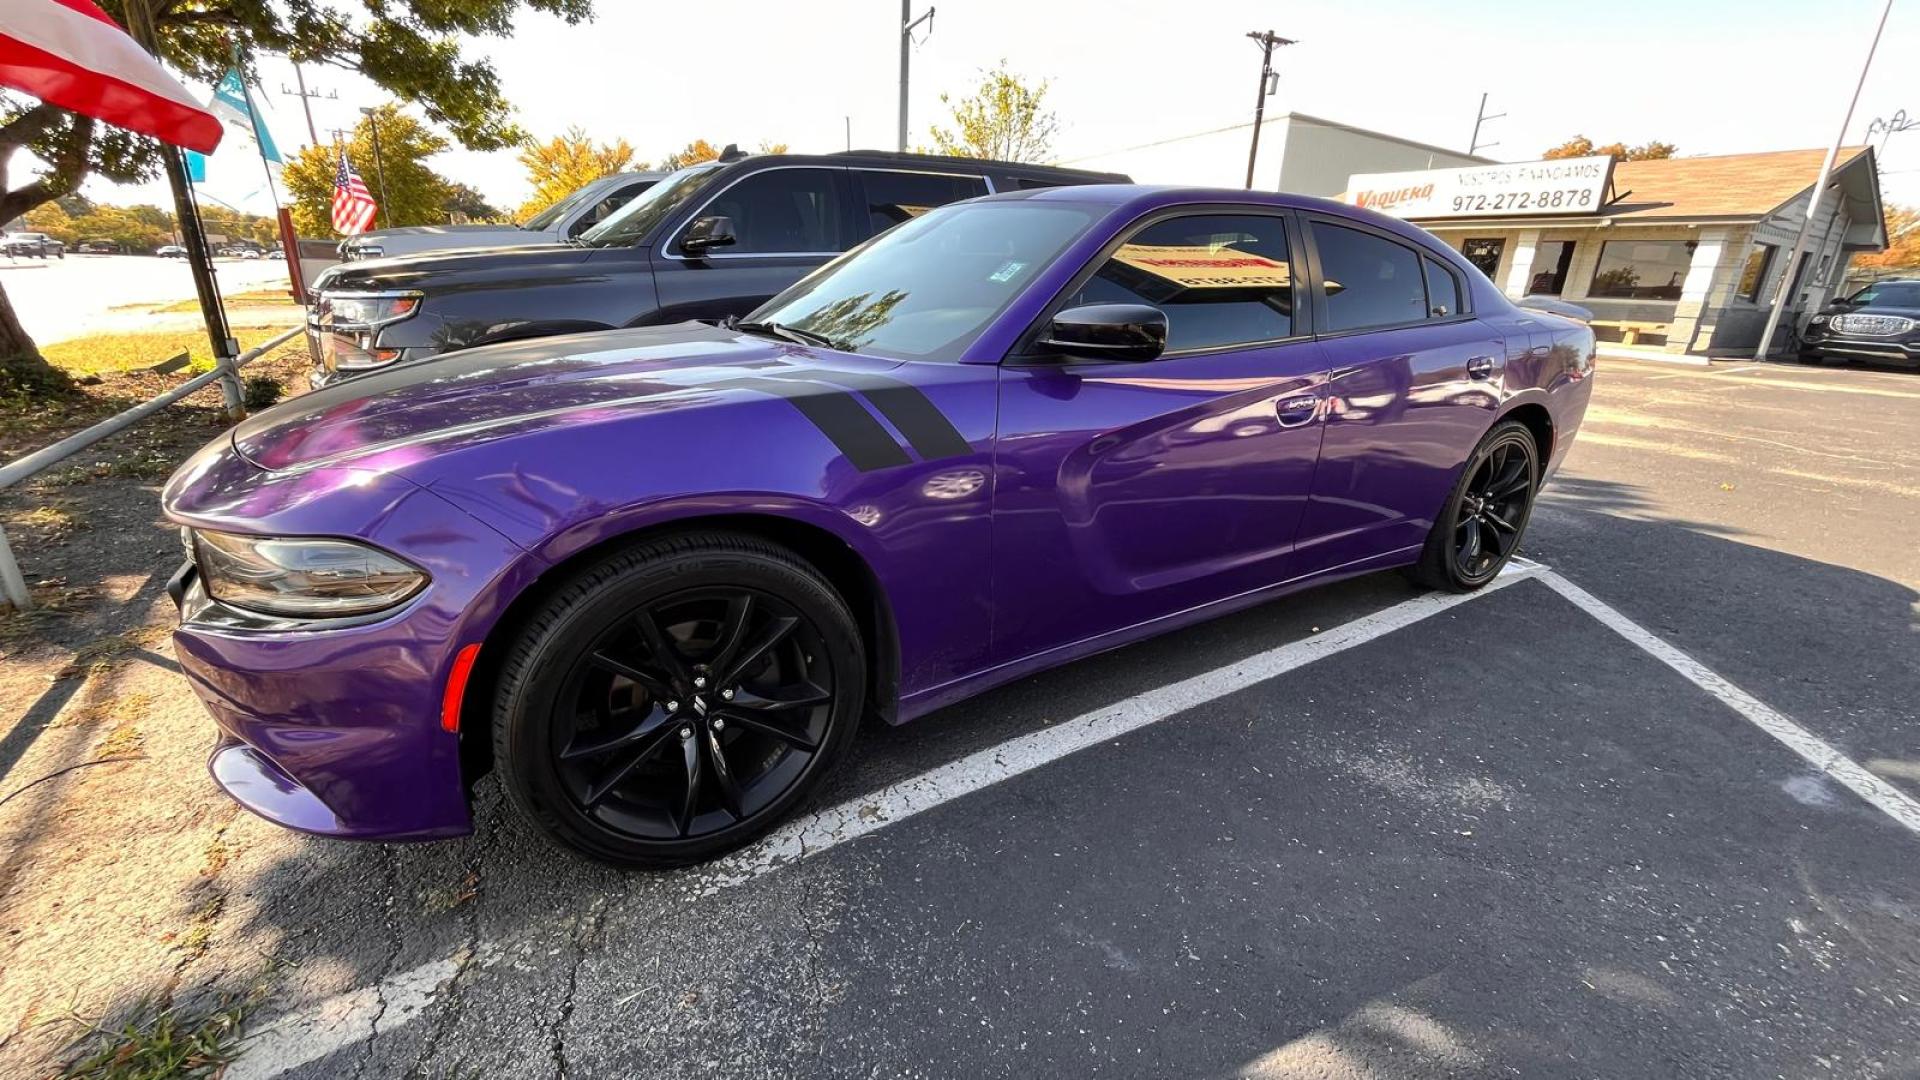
[1825, 305, 1920, 320]
[315, 242, 595, 291]
[227, 323, 889, 474]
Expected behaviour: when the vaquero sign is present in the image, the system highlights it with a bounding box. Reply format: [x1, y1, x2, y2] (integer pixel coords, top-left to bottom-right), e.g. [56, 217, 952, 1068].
[1343, 155, 1614, 220]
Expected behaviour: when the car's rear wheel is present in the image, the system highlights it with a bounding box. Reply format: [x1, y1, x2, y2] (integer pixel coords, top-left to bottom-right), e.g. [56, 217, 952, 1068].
[492, 532, 864, 867]
[1409, 420, 1539, 592]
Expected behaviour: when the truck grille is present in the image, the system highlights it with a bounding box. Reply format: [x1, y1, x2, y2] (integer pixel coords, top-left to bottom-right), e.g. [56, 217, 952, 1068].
[1831, 313, 1915, 337]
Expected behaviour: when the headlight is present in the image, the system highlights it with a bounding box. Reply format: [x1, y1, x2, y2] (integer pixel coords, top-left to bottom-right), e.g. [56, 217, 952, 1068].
[323, 291, 420, 328]
[189, 529, 428, 618]
[347, 244, 384, 260]
[1810, 315, 1829, 325]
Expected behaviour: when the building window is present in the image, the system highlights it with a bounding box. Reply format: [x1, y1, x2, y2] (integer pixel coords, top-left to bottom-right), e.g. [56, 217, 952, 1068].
[1526, 240, 1576, 296]
[1588, 239, 1697, 301]
[1461, 238, 1503, 280]
[1735, 243, 1775, 302]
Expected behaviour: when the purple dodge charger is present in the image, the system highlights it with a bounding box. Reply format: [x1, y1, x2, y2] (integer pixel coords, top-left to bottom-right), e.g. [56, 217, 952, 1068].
[163, 186, 1594, 866]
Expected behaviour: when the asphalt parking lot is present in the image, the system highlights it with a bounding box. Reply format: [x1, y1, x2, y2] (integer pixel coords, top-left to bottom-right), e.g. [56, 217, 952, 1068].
[3, 353, 1918, 1078]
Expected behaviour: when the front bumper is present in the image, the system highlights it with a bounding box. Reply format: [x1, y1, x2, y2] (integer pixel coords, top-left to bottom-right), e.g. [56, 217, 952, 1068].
[1801, 330, 1920, 363]
[169, 561, 474, 841]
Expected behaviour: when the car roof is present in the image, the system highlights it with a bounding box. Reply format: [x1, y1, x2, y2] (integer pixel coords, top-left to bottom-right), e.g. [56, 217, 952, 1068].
[721, 150, 1127, 183]
[976, 182, 1430, 239]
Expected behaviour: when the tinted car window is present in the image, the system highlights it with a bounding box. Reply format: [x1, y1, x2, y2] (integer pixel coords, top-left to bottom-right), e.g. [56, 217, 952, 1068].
[1423, 256, 1462, 317]
[750, 202, 1095, 362]
[567, 180, 654, 237]
[1850, 281, 1920, 308]
[859, 171, 988, 234]
[699, 168, 843, 254]
[1067, 214, 1294, 352]
[1314, 222, 1427, 332]
[578, 165, 720, 247]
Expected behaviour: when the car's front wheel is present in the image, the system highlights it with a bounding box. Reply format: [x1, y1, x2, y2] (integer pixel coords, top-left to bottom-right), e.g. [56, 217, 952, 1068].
[492, 532, 864, 867]
[1409, 420, 1539, 592]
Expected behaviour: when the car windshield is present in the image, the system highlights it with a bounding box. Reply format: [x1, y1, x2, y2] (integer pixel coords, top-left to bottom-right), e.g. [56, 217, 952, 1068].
[746, 201, 1097, 362]
[1849, 282, 1920, 308]
[519, 182, 607, 231]
[577, 166, 721, 248]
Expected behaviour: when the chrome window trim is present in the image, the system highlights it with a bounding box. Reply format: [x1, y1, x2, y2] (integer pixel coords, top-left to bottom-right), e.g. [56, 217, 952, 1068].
[661, 162, 995, 262]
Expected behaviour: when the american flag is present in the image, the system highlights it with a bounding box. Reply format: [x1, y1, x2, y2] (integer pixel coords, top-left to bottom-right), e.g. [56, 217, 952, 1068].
[331, 145, 377, 235]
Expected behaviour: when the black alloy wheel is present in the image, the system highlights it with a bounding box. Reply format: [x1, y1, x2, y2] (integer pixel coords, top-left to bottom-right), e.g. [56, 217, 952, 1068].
[494, 533, 864, 867]
[1410, 420, 1540, 592]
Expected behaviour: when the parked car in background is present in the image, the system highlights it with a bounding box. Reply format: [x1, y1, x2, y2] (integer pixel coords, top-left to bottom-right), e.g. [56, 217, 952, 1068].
[1800, 278, 1920, 367]
[166, 184, 1595, 865]
[307, 150, 1128, 386]
[337, 170, 665, 262]
[4, 232, 64, 258]
[157, 245, 188, 258]
[77, 240, 120, 254]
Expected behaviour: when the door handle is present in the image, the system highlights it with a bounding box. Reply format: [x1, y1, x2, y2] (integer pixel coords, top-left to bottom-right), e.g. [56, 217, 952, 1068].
[1466, 355, 1495, 380]
[1275, 394, 1320, 427]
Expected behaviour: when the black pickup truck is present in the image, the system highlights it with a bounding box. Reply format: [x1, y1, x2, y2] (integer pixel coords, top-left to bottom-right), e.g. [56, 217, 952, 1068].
[307, 149, 1127, 386]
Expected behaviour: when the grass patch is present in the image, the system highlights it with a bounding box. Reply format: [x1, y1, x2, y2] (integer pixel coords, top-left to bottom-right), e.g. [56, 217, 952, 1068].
[56, 987, 261, 1080]
[42, 328, 298, 378]
[153, 290, 295, 314]
[95, 722, 145, 758]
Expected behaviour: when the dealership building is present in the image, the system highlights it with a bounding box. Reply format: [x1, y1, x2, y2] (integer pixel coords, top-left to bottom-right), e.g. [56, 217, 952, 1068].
[1343, 147, 1889, 355]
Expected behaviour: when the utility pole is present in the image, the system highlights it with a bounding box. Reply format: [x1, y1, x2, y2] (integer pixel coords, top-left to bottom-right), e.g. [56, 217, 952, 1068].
[1469, 92, 1505, 156]
[281, 63, 337, 147]
[358, 107, 393, 229]
[1756, 0, 1892, 360]
[898, 2, 935, 151]
[1243, 30, 1296, 189]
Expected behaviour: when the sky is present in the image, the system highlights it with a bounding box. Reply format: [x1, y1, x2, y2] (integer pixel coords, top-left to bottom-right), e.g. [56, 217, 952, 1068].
[69, 0, 1920, 215]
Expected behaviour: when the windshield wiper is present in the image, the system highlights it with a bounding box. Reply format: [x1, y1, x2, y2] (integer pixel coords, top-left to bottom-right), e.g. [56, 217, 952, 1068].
[731, 318, 847, 352]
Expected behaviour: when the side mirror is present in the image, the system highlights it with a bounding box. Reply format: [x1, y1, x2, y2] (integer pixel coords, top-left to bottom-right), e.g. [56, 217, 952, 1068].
[681, 215, 737, 254]
[1038, 303, 1168, 362]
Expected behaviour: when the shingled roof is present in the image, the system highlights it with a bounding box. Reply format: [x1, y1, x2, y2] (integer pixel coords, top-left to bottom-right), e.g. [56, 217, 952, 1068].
[1603, 146, 1874, 221]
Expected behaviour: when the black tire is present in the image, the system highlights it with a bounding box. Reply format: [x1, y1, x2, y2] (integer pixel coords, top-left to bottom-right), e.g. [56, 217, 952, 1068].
[1797, 352, 1824, 365]
[1408, 420, 1540, 592]
[491, 531, 865, 868]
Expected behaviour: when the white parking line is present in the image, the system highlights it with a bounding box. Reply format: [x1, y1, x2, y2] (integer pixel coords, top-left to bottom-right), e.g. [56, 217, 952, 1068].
[233, 562, 1545, 1077]
[1539, 571, 1920, 836]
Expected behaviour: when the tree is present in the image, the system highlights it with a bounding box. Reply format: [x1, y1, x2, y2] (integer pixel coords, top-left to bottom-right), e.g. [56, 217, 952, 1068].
[1544, 135, 1677, 161]
[517, 127, 637, 219]
[0, 0, 592, 395]
[444, 181, 504, 222]
[281, 105, 452, 236]
[1854, 204, 1920, 272]
[658, 139, 723, 171]
[927, 62, 1058, 163]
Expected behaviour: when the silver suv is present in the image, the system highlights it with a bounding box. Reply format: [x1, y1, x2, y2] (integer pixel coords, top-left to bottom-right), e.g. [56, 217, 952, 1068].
[339, 171, 662, 262]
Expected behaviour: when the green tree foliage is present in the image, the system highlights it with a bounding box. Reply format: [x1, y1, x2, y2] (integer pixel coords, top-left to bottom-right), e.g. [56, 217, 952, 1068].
[927, 62, 1058, 163]
[517, 127, 638, 219]
[1, 0, 591, 388]
[281, 105, 452, 236]
[444, 181, 505, 222]
[1543, 136, 1677, 161]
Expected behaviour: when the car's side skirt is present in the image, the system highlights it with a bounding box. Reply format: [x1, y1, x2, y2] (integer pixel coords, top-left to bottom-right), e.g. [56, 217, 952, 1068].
[895, 543, 1425, 724]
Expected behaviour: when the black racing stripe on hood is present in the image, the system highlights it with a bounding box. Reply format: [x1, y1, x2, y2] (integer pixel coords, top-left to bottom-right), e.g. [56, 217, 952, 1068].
[767, 369, 973, 461]
[722, 377, 913, 472]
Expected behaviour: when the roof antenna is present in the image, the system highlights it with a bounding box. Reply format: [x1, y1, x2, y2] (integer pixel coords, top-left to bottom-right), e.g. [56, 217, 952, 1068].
[718, 143, 746, 162]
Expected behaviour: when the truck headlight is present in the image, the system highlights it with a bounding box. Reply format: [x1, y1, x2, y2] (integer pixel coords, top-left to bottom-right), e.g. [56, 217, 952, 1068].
[323, 291, 420, 328]
[189, 529, 427, 618]
[1810, 315, 1829, 326]
[346, 244, 384, 260]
